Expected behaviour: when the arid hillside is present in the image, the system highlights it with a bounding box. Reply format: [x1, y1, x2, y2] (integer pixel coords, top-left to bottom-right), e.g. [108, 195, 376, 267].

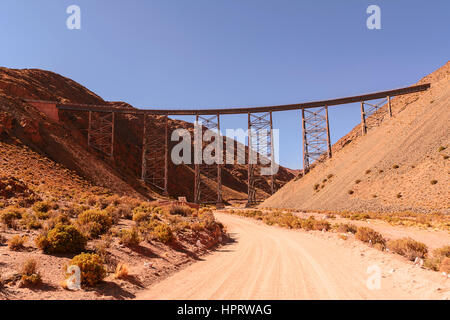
[262, 62, 450, 214]
[0, 67, 294, 203]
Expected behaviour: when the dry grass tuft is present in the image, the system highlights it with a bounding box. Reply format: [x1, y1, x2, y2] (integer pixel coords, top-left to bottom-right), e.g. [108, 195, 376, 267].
[8, 235, 27, 251]
[387, 237, 428, 261]
[355, 227, 385, 247]
[114, 263, 129, 279]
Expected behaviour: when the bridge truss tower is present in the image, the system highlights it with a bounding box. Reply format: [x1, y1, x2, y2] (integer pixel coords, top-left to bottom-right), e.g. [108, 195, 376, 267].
[360, 96, 391, 135]
[87, 110, 115, 157]
[194, 114, 223, 207]
[301, 107, 332, 173]
[247, 112, 276, 205]
[141, 114, 169, 195]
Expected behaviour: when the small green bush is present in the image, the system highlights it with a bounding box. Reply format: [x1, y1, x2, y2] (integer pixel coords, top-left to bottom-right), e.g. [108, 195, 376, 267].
[68, 253, 106, 286]
[387, 238, 428, 261]
[356, 227, 385, 247]
[36, 224, 86, 254]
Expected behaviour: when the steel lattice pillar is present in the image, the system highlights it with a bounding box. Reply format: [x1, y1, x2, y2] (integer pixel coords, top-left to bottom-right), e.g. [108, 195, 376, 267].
[247, 112, 276, 205]
[88, 111, 115, 157]
[194, 114, 223, 207]
[301, 107, 331, 173]
[360, 96, 390, 134]
[141, 114, 169, 195]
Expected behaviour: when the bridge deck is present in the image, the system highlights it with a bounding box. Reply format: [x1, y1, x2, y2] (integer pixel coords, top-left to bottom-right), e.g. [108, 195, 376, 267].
[24, 83, 430, 115]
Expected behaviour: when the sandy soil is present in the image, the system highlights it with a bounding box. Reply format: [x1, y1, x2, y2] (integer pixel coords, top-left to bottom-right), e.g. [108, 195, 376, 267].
[136, 212, 449, 300]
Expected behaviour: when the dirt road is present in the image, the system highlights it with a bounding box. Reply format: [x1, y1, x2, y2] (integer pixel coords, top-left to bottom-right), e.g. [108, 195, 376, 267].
[137, 213, 449, 300]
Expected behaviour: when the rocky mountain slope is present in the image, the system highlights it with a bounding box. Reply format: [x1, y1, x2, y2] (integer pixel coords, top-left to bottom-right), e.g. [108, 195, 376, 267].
[262, 62, 450, 214]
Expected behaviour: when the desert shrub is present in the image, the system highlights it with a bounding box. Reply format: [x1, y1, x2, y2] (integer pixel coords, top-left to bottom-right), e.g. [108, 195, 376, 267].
[77, 209, 112, 238]
[392, 164, 399, 169]
[424, 246, 450, 271]
[387, 238, 428, 261]
[114, 263, 129, 279]
[355, 227, 385, 247]
[313, 184, 320, 191]
[198, 211, 219, 231]
[36, 224, 86, 254]
[20, 212, 42, 230]
[396, 193, 402, 199]
[433, 245, 450, 258]
[44, 212, 71, 230]
[430, 180, 438, 185]
[0, 207, 24, 228]
[20, 258, 42, 287]
[105, 206, 121, 224]
[336, 223, 357, 234]
[365, 170, 371, 174]
[119, 227, 141, 247]
[32, 201, 50, 214]
[8, 235, 27, 251]
[355, 179, 361, 184]
[424, 257, 441, 271]
[350, 213, 371, 220]
[132, 203, 158, 224]
[325, 213, 336, 219]
[312, 219, 331, 231]
[168, 204, 192, 217]
[440, 258, 450, 273]
[301, 217, 316, 231]
[438, 146, 446, 152]
[348, 190, 354, 195]
[35, 210, 50, 220]
[68, 253, 106, 286]
[277, 214, 303, 229]
[152, 224, 174, 244]
[117, 203, 133, 219]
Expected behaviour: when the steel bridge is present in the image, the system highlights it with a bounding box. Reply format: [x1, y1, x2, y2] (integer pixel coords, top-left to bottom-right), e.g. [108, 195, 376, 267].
[24, 83, 430, 206]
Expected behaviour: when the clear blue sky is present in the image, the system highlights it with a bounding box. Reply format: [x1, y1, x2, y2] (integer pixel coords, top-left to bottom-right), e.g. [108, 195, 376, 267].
[1, 0, 449, 169]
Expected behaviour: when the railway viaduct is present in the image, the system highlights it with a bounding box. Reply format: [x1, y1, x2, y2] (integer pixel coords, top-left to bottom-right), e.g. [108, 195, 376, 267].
[24, 83, 430, 206]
